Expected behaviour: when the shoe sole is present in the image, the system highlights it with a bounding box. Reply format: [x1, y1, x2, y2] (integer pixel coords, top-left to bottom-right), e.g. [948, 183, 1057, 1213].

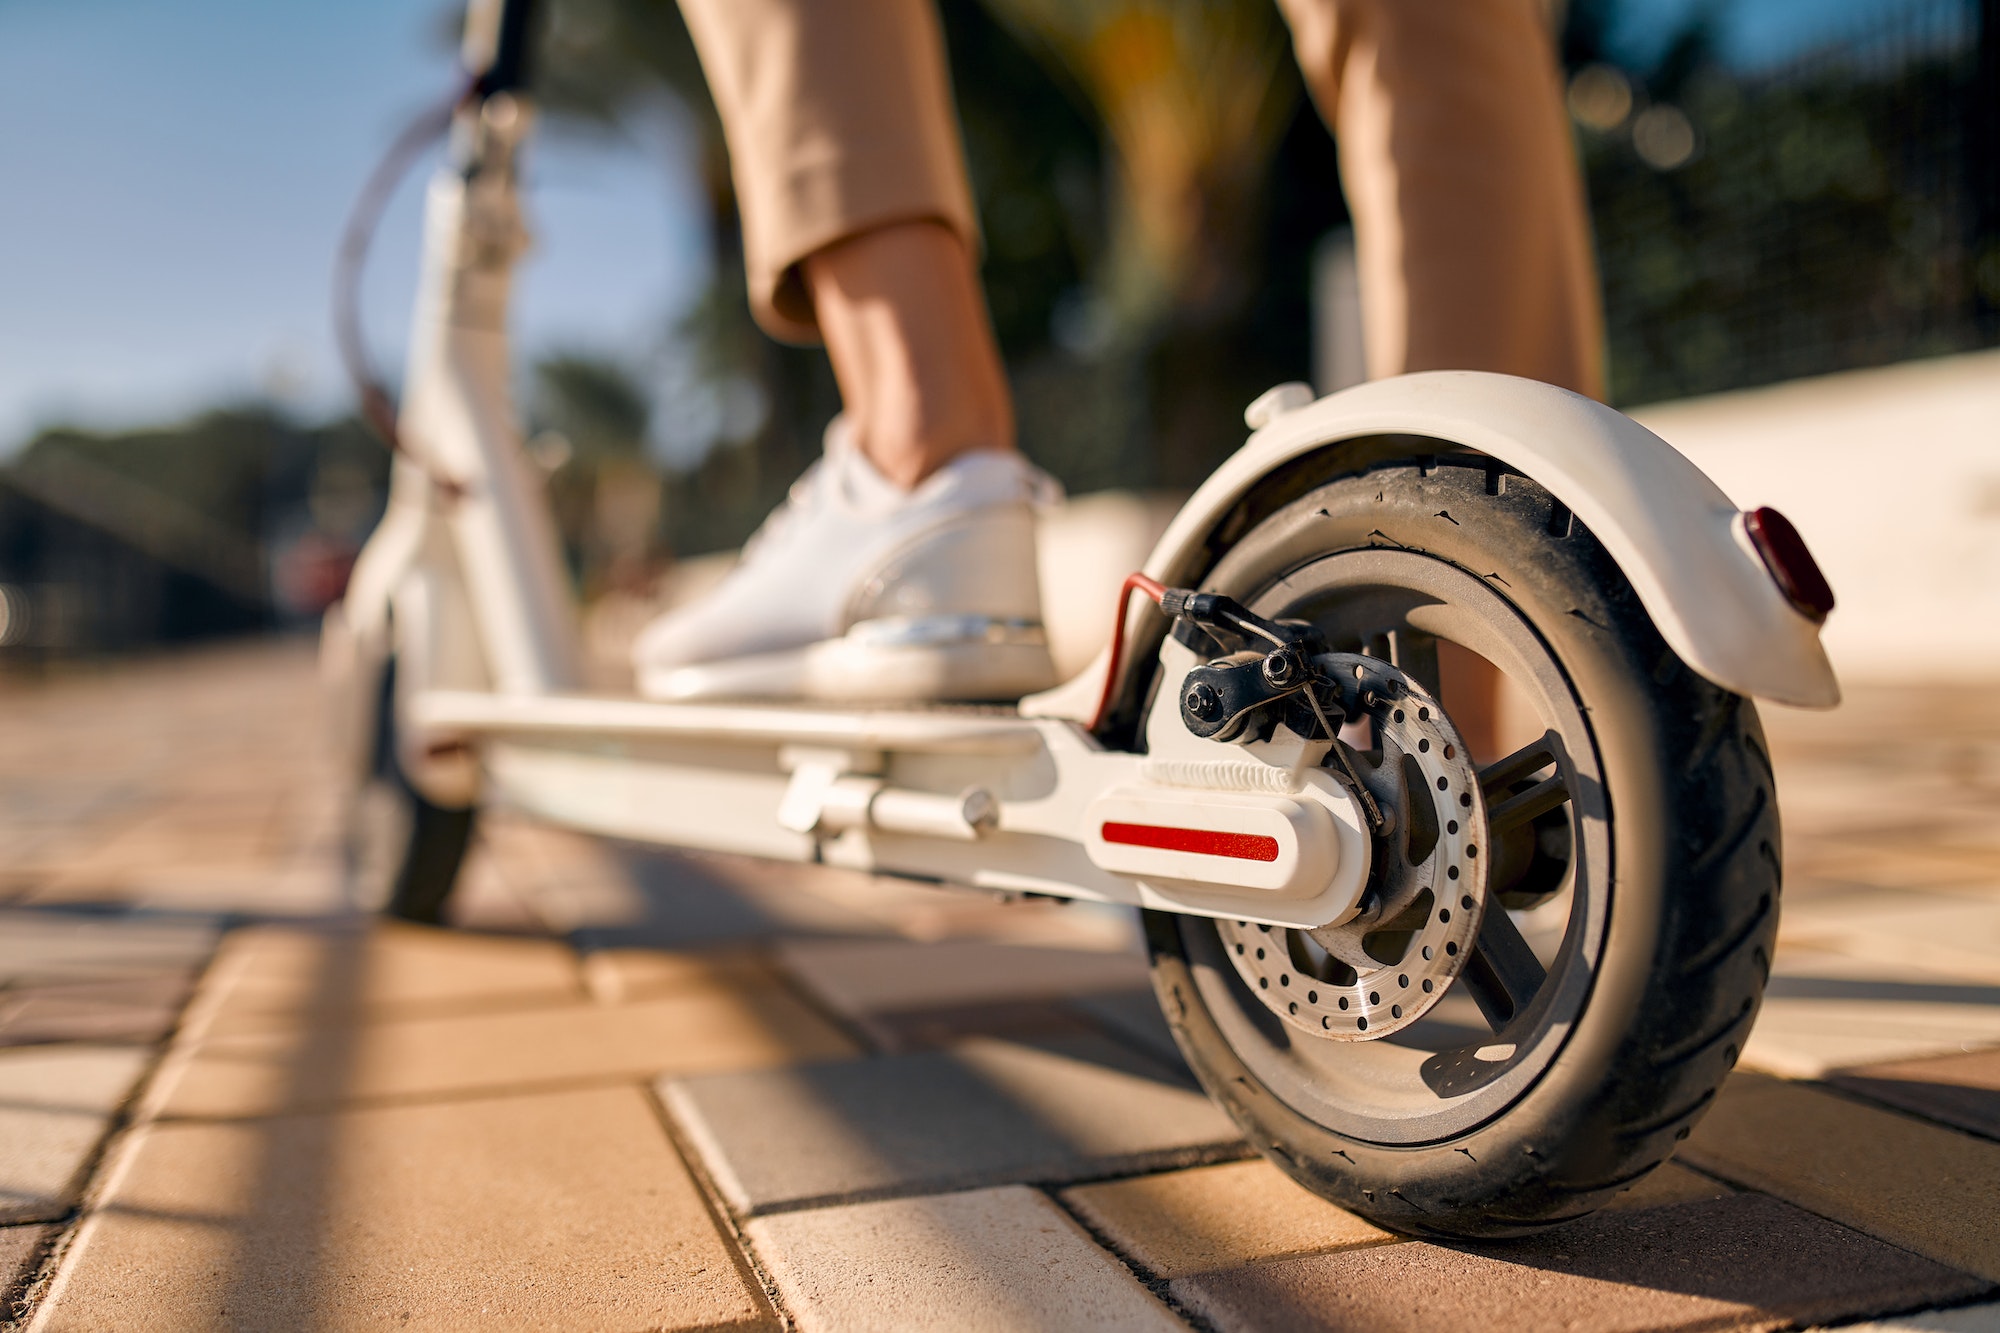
[639, 619, 1059, 704]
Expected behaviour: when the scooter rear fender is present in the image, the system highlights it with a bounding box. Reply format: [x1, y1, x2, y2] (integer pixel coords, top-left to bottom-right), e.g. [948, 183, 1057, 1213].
[1137, 372, 1838, 709]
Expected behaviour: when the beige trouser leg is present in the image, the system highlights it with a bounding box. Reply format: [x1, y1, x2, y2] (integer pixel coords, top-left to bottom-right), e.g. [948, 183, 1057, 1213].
[1278, 0, 1603, 756]
[679, 0, 1600, 397]
[1278, 0, 1604, 397]
[675, 0, 981, 345]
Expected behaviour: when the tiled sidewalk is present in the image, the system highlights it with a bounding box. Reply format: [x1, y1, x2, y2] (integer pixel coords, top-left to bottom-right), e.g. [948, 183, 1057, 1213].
[4, 639, 1999, 1331]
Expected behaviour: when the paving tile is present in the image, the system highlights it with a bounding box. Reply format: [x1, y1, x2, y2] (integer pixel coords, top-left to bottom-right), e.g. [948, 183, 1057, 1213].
[1169, 1194, 1991, 1333]
[151, 977, 856, 1119]
[1800, 844, 2000, 893]
[0, 975, 191, 1047]
[1605, 1160, 1740, 1211]
[437, 846, 557, 935]
[834, 958, 1189, 1085]
[560, 844, 889, 950]
[857, 997, 1116, 1055]
[1838, 1302, 2000, 1330]
[1061, 1158, 1728, 1282]
[662, 1036, 1243, 1216]
[0, 1046, 153, 1223]
[1831, 1048, 2000, 1140]
[1775, 892, 2000, 985]
[678, 851, 1145, 952]
[1061, 1158, 1394, 1279]
[33, 820, 273, 898]
[188, 921, 584, 1036]
[744, 1185, 1185, 1332]
[33, 858, 348, 918]
[469, 817, 658, 939]
[731, 947, 1173, 1073]
[579, 947, 778, 1005]
[2, 1223, 57, 1309]
[0, 910, 216, 987]
[484, 820, 1026, 955]
[776, 937, 1150, 1020]
[1069, 989, 1185, 1067]
[1741, 950, 2000, 1076]
[33, 1085, 775, 1332]
[1680, 1073, 2000, 1281]
[534, 834, 1140, 953]
[990, 1028, 1195, 1084]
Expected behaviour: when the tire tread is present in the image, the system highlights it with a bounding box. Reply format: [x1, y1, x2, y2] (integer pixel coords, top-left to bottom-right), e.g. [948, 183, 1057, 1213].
[1146, 458, 1782, 1237]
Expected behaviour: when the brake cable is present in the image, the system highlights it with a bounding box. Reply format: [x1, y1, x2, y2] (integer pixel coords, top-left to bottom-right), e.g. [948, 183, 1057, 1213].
[1093, 572, 1388, 830]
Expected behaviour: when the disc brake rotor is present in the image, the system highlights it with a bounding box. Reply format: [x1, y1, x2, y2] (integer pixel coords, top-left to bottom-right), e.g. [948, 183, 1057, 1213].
[1216, 654, 1490, 1040]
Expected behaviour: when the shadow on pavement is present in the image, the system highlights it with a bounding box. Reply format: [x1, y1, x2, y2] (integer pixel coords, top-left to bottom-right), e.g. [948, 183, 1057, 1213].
[1766, 974, 2000, 1008]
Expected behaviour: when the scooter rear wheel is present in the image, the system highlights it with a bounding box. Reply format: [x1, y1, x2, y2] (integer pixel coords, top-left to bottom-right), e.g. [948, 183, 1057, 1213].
[1145, 458, 1779, 1237]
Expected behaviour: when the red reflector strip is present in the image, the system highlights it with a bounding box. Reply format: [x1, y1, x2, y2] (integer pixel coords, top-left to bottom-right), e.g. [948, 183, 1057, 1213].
[1101, 821, 1280, 862]
[1744, 506, 1836, 622]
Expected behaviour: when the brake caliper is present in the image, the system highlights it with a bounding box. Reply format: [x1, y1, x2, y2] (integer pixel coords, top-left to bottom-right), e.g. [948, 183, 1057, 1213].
[1153, 586, 1491, 1042]
[1161, 590, 1343, 744]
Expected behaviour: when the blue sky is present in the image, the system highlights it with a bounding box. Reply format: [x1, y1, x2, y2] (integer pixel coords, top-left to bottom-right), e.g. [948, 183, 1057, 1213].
[0, 0, 707, 451]
[0, 0, 1919, 453]
[1601, 0, 1940, 68]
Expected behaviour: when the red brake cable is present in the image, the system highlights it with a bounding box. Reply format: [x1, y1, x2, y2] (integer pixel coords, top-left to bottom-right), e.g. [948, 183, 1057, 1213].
[1088, 572, 1167, 735]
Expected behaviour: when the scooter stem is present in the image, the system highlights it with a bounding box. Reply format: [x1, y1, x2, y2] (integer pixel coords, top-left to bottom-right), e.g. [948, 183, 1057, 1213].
[392, 78, 582, 696]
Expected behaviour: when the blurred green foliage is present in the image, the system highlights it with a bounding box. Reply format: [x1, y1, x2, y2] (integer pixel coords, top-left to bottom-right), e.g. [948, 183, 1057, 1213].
[7, 409, 386, 570]
[0, 409, 386, 651]
[1566, 0, 1997, 405]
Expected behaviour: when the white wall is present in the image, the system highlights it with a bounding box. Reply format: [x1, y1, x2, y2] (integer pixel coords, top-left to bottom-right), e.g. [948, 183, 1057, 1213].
[1634, 349, 2000, 684]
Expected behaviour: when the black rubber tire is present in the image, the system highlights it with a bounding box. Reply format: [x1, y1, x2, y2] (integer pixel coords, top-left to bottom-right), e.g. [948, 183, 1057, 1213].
[348, 659, 475, 925]
[1145, 458, 1780, 1238]
[378, 778, 475, 925]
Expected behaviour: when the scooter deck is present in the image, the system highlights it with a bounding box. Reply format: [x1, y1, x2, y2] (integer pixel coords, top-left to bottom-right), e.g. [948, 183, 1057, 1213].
[409, 675, 1373, 932]
[412, 688, 1048, 756]
[410, 687, 1133, 904]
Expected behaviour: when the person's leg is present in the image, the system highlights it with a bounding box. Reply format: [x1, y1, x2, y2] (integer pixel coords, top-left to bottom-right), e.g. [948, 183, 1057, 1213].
[677, 0, 1006, 488]
[803, 220, 1014, 488]
[1278, 0, 1604, 395]
[645, 0, 1047, 699]
[1278, 0, 1603, 757]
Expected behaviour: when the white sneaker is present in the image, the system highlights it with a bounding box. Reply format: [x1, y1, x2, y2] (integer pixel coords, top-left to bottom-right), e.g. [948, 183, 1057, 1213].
[633, 418, 1061, 703]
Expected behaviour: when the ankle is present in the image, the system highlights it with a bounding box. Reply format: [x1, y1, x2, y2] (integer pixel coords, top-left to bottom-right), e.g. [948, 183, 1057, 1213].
[855, 400, 1015, 489]
[804, 221, 1017, 489]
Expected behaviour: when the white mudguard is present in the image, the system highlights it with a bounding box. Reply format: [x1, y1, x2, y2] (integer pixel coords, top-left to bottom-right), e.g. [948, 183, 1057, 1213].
[1084, 372, 1839, 710]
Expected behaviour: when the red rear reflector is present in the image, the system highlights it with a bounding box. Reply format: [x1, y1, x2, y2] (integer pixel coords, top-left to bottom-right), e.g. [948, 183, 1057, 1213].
[1744, 507, 1835, 623]
[1101, 822, 1280, 862]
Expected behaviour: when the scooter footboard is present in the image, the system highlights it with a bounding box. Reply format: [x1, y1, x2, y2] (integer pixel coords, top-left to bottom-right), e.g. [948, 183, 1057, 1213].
[484, 736, 812, 861]
[412, 686, 1370, 929]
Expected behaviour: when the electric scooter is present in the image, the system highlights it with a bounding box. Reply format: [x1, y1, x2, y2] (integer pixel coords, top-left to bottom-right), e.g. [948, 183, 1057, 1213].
[323, 3, 1841, 1238]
